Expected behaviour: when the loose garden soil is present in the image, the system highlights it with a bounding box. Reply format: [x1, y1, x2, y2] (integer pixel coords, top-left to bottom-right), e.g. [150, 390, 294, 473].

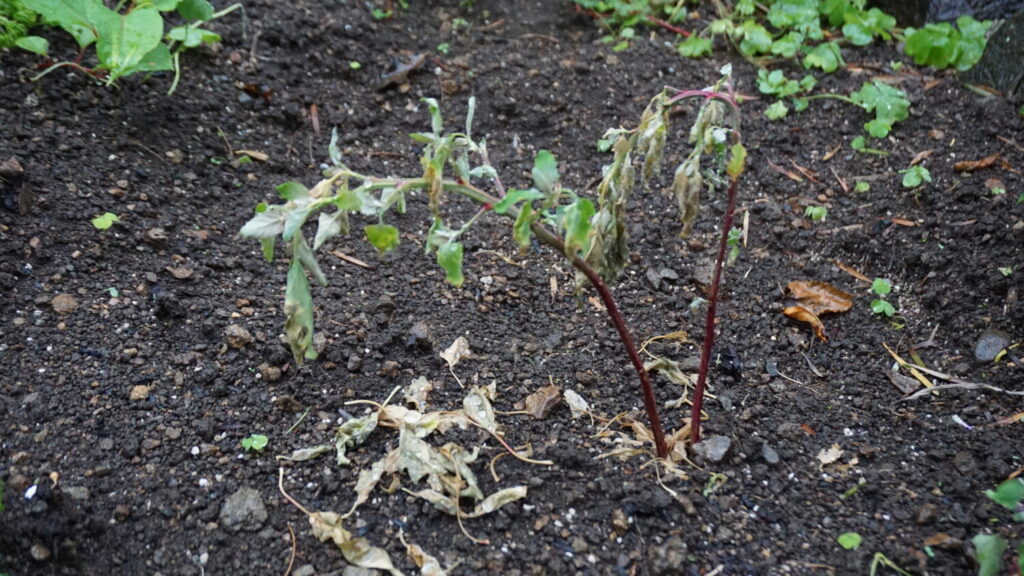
[1, 1, 1022, 575]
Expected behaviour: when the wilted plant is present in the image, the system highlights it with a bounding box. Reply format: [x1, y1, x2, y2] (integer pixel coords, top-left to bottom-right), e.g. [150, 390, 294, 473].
[241, 67, 746, 458]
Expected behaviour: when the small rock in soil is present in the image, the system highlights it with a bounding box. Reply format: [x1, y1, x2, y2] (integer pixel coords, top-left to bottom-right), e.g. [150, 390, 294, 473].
[30, 543, 51, 561]
[0, 156, 24, 177]
[347, 353, 363, 372]
[952, 450, 978, 474]
[342, 567, 378, 576]
[973, 328, 1010, 362]
[292, 565, 316, 576]
[219, 487, 268, 533]
[916, 502, 939, 525]
[114, 504, 131, 521]
[762, 442, 780, 465]
[51, 293, 79, 314]
[224, 324, 253, 349]
[63, 486, 90, 501]
[692, 435, 732, 463]
[258, 363, 282, 382]
[407, 321, 432, 350]
[129, 385, 151, 401]
[378, 360, 399, 378]
[647, 535, 688, 575]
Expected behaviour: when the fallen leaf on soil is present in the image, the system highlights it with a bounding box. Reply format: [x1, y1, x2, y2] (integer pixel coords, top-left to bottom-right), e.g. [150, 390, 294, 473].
[440, 336, 472, 387]
[909, 149, 933, 165]
[563, 390, 591, 421]
[644, 356, 697, 409]
[800, 424, 816, 436]
[768, 158, 803, 182]
[817, 444, 843, 468]
[165, 265, 194, 280]
[235, 149, 269, 162]
[783, 305, 827, 341]
[309, 512, 403, 576]
[335, 411, 379, 465]
[404, 376, 434, 412]
[833, 260, 871, 284]
[276, 445, 333, 462]
[523, 384, 561, 419]
[401, 533, 447, 576]
[787, 281, 854, 315]
[953, 153, 999, 172]
[463, 386, 497, 433]
[345, 458, 388, 518]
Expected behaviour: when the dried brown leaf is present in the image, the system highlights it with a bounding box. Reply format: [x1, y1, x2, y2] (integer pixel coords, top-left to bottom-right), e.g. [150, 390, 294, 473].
[953, 153, 999, 172]
[783, 305, 828, 341]
[787, 281, 853, 315]
[523, 384, 561, 420]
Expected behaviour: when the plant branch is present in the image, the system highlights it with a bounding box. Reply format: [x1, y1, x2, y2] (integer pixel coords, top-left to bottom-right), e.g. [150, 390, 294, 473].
[690, 178, 738, 446]
[528, 223, 669, 459]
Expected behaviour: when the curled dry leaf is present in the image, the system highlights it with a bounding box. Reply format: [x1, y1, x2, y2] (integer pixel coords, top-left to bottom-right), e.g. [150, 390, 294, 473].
[786, 281, 853, 315]
[440, 336, 471, 368]
[309, 512, 404, 576]
[563, 390, 591, 420]
[276, 445, 332, 462]
[816, 443, 844, 469]
[523, 384, 561, 419]
[783, 305, 827, 341]
[953, 153, 999, 173]
[404, 376, 434, 412]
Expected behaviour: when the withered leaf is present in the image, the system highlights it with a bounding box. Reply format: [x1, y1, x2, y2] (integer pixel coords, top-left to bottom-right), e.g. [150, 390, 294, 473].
[783, 305, 828, 341]
[523, 384, 561, 420]
[953, 153, 999, 173]
[787, 281, 853, 315]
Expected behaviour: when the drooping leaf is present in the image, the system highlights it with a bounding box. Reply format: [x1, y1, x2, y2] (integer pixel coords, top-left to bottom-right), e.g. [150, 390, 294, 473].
[512, 202, 535, 248]
[309, 512, 403, 576]
[15, 36, 49, 55]
[973, 533, 1007, 576]
[463, 386, 497, 433]
[167, 24, 219, 47]
[364, 224, 400, 253]
[240, 207, 286, 238]
[284, 259, 317, 363]
[436, 241, 464, 287]
[562, 197, 595, 256]
[492, 188, 544, 215]
[726, 143, 747, 179]
[22, 0, 103, 47]
[985, 478, 1024, 511]
[293, 233, 327, 286]
[314, 211, 348, 250]
[259, 237, 275, 262]
[531, 150, 559, 194]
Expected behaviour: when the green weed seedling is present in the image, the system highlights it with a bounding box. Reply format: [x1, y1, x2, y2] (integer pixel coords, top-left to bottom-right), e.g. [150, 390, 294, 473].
[241, 434, 268, 452]
[241, 68, 749, 457]
[900, 165, 931, 189]
[804, 205, 827, 222]
[972, 477, 1024, 576]
[870, 277, 895, 317]
[855, 181, 871, 193]
[904, 16, 990, 71]
[22, 0, 240, 94]
[91, 212, 119, 230]
[837, 531, 862, 550]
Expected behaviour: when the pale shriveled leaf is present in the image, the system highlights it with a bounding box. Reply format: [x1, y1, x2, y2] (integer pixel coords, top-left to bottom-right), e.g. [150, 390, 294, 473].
[308, 511, 403, 575]
[239, 208, 286, 239]
[345, 458, 388, 517]
[403, 538, 447, 576]
[816, 444, 843, 468]
[396, 427, 451, 492]
[276, 445, 332, 462]
[404, 376, 434, 412]
[463, 386, 497, 433]
[284, 259, 317, 363]
[335, 411, 379, 465]
[314, 211, 349, 250]
[563, 390, 590, 420]
[465, 486, 528, 518]
[440, 336, 471, 369]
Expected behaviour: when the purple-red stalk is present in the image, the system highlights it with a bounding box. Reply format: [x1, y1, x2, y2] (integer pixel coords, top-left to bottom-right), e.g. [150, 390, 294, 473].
[689, 179, 739, 445]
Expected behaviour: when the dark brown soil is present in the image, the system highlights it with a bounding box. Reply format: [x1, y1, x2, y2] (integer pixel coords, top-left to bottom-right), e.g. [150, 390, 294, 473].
[1, 1, 1022, 575]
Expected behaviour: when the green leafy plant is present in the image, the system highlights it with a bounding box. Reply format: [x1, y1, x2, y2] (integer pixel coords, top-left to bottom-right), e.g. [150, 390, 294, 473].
[0, 0, 44, 52]
[855, 181, 870, 192]
[837, 531, 862, 550]
[804, 205, 827, 222]
[91, 212, 119, 230]
[23, 0, 240, 94]
[904, 16, 990, 71]
[851, 135, 887, 155]
[849, 80, 910, 138]
[972, 478, 1024, 576]
[870, 277, 894, 317]
[241, 68, 748, 458]
[241, 434, 269, 452]
[900, 165, 931, 188]
[436, 42, 450, 55]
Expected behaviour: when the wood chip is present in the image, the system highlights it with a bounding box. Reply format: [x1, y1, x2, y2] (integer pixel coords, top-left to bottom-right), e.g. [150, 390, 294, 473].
[235, 149, 269, 162]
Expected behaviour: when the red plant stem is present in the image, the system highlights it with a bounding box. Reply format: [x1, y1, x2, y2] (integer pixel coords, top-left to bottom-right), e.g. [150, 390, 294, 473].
[529, 223, 669, 459]
[690, 179, 738, 445]
[645, 16, 691, 37]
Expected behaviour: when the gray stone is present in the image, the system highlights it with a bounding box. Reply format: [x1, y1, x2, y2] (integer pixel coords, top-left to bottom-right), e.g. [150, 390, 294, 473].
[224, 324, 253, 349]
[761, 443, 780, 465]
[692, 435, 732, 463]
[63, 486, 90, 501]
[292, 564, 316, 576]
[647, 535, 688, 575]
[341, 567, 379, 576]
[973, 328, 1011, 362]
[219, 487, 267, 532]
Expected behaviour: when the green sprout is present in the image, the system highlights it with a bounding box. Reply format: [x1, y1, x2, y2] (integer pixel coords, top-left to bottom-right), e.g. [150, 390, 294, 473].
[241, 434, 269, 452]
[804, 205, 827, 222]
[91, 212, 120, 230]
[900, 165, 931, 189]
[837, 532, 862, 550]
[855, 181, 870, 192]
[870, 277, 895, 317]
